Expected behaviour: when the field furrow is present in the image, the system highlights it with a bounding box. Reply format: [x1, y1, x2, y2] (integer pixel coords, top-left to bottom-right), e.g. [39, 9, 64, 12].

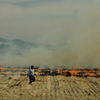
[0, 75, 100, 100]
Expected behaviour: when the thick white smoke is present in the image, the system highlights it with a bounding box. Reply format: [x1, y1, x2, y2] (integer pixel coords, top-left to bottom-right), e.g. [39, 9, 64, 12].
[0, 2, 100, 69]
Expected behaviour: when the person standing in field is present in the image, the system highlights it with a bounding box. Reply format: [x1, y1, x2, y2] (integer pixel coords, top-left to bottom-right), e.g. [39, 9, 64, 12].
[28, 65, 35, 84]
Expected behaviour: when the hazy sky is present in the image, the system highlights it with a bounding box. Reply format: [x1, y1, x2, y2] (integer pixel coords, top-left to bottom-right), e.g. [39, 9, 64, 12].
[0, 0, 99, 43]
[0, 0, 100, 68]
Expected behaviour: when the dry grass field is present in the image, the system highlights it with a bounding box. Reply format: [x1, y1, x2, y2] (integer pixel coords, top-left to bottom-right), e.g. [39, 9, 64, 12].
[0, 75, 100, 100]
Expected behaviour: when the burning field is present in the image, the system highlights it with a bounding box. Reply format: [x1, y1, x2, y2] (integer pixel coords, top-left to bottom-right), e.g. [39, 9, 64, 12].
[0, 71, 100, 100]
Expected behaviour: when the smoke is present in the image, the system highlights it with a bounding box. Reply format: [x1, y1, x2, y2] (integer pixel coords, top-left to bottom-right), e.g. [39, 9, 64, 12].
[0, 5, 100, 69]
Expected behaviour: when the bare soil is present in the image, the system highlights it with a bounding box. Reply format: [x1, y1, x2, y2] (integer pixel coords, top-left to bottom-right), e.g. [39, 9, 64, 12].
[0, 75, 100, 100]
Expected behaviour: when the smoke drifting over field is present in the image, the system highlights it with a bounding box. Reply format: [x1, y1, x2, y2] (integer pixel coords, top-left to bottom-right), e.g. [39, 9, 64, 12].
[1, 24, 100, 69]
[0, 1, 100, 69]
